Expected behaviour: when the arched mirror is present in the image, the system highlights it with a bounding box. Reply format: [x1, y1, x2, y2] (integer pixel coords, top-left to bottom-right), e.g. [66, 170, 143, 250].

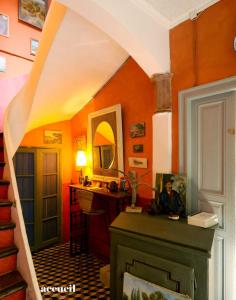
[88, 104, 124, 181]
[93, 121, 115, 170]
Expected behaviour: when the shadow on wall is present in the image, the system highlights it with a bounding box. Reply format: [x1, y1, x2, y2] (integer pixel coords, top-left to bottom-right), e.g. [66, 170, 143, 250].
[0, 74, 28, 131]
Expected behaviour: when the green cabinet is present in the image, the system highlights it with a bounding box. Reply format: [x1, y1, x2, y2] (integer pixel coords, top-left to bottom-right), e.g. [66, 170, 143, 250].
[14, 147, 61, 251]
[110, 213, 214, 300]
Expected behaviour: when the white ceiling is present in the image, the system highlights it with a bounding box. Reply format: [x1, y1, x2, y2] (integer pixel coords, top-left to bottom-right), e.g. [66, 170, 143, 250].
[27, 8, 128, 130]
[24, 0, 219, 131]
[132, 0, 219, 28]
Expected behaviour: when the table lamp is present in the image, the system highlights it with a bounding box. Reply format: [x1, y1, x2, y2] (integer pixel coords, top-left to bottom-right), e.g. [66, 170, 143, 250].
[76, 150, 87, 184]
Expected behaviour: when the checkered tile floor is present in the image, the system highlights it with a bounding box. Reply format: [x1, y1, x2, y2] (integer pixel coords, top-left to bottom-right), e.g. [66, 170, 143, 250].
[32, 242, 110, 299]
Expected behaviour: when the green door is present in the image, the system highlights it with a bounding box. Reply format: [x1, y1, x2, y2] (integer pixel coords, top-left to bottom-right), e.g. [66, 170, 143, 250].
[14, 147, 61, 251]
[38, 149, 61, 248]
[14, 149, 36, 249]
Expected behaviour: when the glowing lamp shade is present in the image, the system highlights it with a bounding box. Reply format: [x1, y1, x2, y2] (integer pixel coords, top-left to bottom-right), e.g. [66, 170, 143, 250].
[76, 151, 87, 184]
[76, 151, 87, 167]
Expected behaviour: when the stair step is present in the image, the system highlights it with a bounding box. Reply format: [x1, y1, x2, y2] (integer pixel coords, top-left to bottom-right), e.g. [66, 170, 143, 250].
[0, 172, 3, 182]
[0, 184, 9, 199]
[0, 160, 5, 179]
[0, 223, 15, 231]
[0, 206, 11, 223]
[0, 201, 12, 223]
[0, 146, 3, 159]
[0, 202, 12, 207]
[0, 289, 26, 300]
[0, 163, 5, 180]
[0, 134, 3, 148]
[0, 270, 27, 300]
[0, 181, 9, 186]
[0, 223, 15, 248]
[0, 202, 12, 222]
[0, 246, 18, 259]
[0, 199, 11, 204]
[0, 246, 18, 276]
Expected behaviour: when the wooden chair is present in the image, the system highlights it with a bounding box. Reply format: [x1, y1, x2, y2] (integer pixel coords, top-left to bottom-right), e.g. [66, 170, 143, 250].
[72, 189, 107, 255]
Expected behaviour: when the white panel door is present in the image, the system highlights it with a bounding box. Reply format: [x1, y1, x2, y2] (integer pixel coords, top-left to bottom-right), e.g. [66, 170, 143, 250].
[189, 92, 235, 300]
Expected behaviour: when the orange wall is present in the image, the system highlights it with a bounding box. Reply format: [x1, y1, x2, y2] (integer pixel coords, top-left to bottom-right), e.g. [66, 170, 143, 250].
[0, 0, 51, 79]
[20, 120, 72, 241]
[170, 0, 236, 172]
[19, 58, 155, 243]
[71, 58, 156, 202]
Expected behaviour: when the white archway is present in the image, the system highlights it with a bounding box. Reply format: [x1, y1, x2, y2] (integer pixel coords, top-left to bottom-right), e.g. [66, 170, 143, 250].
[57, 0, 170, 76]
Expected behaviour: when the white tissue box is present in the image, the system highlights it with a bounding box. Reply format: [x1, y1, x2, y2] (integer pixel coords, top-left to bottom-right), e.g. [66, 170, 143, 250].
[188, 212, 218, 228]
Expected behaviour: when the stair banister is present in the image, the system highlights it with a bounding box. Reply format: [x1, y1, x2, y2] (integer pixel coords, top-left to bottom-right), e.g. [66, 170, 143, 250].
[3, 99, 42, 300]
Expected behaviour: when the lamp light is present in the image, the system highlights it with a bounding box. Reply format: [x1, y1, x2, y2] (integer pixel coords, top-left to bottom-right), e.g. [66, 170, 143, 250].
[76, 150, 87, 184]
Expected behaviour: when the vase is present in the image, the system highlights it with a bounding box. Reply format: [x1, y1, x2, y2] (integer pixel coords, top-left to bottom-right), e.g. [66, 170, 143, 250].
[131, 187, 137, 208]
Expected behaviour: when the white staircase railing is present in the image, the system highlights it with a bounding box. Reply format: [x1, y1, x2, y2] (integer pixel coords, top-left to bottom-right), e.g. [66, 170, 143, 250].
[3, 89, 42, 299]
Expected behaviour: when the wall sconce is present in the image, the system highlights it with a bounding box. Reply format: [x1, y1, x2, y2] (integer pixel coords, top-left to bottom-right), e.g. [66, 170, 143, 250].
[76, 150, 87, 184]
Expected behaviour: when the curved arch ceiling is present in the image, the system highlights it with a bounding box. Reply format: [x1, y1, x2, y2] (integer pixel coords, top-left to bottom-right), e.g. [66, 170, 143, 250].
[27, 5, 128, 130]
[25, 0, 219, 131]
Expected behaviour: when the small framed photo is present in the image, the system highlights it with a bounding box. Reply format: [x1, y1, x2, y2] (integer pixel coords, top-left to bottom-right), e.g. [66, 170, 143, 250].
[44, 130, 62, 144]
[18, 0, 48, 30]
[130, 122, 145, 138]
[75, 136, 87, 151]
[0, 13, 9, 37]
[128, 157, 147, 168]
[133, 144, 144, 153]
[30, 38, 39, 55]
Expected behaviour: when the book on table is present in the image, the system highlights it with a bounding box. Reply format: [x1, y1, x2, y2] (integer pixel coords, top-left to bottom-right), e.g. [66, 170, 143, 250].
[187, 212, 218, 228]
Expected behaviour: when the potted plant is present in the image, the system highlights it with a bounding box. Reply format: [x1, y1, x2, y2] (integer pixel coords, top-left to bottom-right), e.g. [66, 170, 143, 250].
[117, 169, 157, 213]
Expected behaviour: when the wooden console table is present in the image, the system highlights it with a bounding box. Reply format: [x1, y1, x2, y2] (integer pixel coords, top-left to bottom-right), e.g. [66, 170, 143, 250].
[110, 212, 215, 300]
[69, 184, 130, 258]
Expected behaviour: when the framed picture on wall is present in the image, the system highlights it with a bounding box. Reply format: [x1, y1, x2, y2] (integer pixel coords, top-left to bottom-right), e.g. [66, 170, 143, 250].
[0, 13, 9, 37]
[18, 0, 48, 30]
[75, 136, 87, 151]
[44, 130, 62, 144]
[130, 122, 145, 138]
[133, 144, 144, 153]
[30, 38, 39, 55]
[128, 157, 147, 168]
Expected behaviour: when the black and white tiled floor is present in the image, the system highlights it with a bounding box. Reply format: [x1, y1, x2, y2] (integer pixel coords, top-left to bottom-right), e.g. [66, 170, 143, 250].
[32, 243, 110, 299]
